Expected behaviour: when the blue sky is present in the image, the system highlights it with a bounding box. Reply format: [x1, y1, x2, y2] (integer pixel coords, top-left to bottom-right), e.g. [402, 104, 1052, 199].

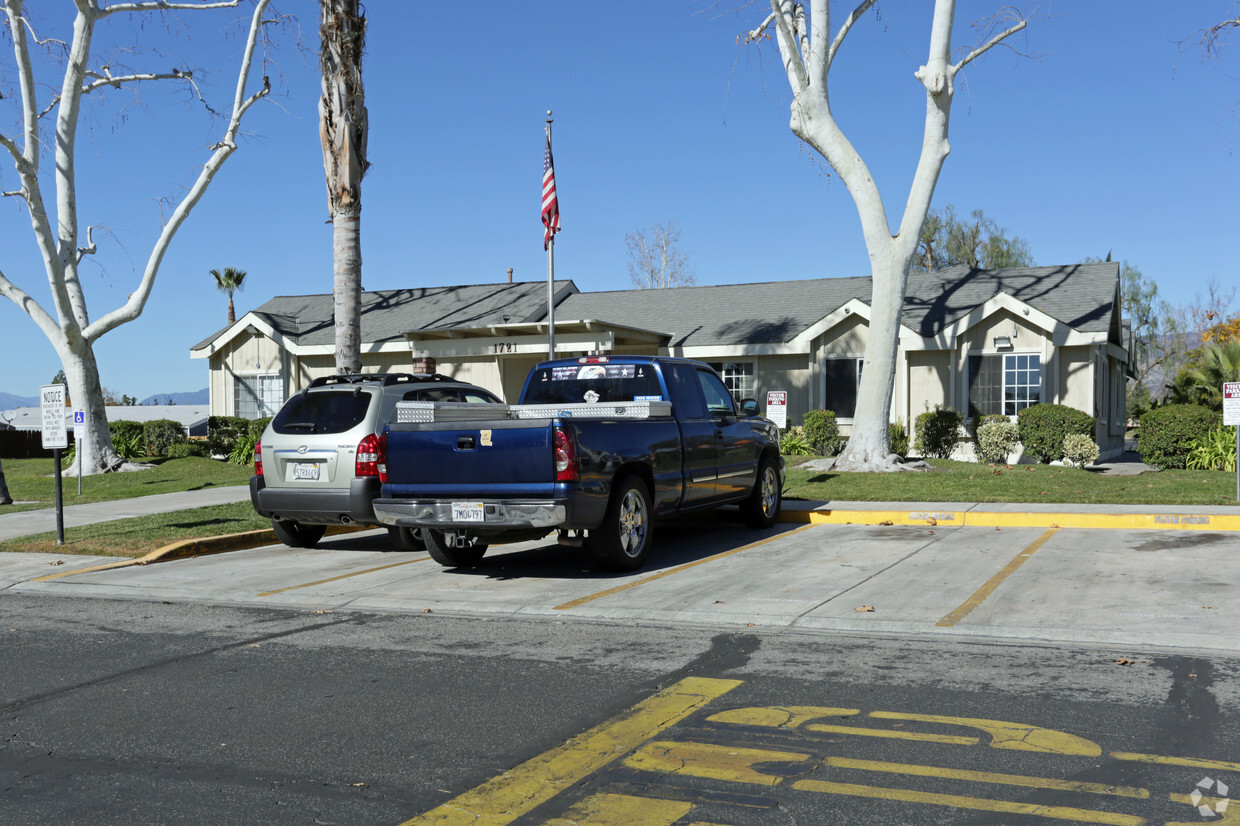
[2, 1, 1238, 403]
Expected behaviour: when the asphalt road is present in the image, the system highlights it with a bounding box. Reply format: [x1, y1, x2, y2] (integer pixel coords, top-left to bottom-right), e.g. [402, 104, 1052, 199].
[2, 595, 1238, 825]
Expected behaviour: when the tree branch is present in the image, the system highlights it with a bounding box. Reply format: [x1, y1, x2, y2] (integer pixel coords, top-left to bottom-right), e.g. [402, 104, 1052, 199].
[953, 16, 1027, 73]
[826, 0, 877, 72]
[96, 0, 241, 17]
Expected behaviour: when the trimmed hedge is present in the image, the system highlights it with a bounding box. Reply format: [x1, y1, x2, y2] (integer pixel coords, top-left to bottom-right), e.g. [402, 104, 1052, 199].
[1016, 404, 1094, 464]
[802, 409, 841, 456]
[207, 415, 250, 458]
[888, 422, 909, 458]
[976, 419, 1019, 465]
[1139, 404, 1221, 470]
[143, 419, 186, 457]
[913, 405, 962, 459]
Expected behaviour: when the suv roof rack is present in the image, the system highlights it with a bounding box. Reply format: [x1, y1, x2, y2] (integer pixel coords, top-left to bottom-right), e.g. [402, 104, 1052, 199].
[307, 372, 456, 389]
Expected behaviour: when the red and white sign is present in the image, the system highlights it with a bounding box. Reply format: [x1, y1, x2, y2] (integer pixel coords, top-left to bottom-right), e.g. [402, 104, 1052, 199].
[766, 390, 788, 429]
[1224, 382, 1240, 426]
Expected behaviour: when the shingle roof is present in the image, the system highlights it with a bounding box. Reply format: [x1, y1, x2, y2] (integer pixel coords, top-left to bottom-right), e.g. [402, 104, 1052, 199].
[553, 263, 1119, 346]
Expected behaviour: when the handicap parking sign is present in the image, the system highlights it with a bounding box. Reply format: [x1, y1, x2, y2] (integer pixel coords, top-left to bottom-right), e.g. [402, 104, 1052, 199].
[73, 410, 85, 426]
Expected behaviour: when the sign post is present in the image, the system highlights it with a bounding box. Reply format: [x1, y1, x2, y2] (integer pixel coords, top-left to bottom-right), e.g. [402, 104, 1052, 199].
[72, 410, 85, 496]
[40, 384, 68, 545]
[766, 390, 788, 430]
[1224, 382, 1240, 502]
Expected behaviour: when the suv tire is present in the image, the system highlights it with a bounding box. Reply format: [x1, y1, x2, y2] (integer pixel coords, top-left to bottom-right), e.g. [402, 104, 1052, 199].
[272, 519, 327, 548]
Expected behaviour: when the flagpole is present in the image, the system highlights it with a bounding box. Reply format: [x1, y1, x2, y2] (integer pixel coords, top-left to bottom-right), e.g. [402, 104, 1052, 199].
[545, 110, 556, 361]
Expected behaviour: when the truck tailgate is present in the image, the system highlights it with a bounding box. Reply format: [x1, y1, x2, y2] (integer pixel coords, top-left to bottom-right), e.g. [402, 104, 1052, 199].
[383, 417, 555, 497]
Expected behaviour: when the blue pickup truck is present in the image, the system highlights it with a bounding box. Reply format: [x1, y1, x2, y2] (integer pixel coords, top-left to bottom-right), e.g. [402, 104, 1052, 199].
[372, 356, 783, 571]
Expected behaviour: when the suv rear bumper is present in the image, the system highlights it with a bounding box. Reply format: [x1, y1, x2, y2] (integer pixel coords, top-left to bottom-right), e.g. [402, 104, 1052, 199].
[250, 475, 382, 526]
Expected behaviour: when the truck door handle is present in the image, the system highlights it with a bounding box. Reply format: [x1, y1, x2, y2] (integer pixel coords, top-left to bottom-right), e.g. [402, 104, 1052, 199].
[715, 428, 724, 440]
[457, 435, 475, 450]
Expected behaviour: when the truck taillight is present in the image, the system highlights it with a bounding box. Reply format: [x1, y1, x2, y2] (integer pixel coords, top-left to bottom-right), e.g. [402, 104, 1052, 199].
[553, 425, 578, 481]
[357, 433, 381, 478]
[253, 441, 263, 477]
[376, 431, 389, 483]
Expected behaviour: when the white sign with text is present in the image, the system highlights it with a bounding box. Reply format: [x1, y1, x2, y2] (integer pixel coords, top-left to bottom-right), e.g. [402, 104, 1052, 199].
[766, 390, 788, 429]
[1225, 382, 1240, 426]
[40, 384, 68, 449]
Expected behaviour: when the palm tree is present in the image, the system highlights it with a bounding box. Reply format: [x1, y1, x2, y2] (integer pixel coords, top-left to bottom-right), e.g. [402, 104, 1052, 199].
[1183, 340, 1240, 410]
[211, 267, 247, 326]
[319, 0, 368, 373]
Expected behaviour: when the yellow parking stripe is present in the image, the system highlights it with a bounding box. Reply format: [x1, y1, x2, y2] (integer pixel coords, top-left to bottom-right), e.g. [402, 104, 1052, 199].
[256, 557, 429, 596]
[791, 779, 1146, 825]
[1112, 751, 1240, 772]
[870, 711, 1101, 756]
[936, 528, 1057, 627]
[399, 676, 743, 826]
[818, 756, 1147, 798]
[554, 525, 815, 610]
[543, 792, 693, 825]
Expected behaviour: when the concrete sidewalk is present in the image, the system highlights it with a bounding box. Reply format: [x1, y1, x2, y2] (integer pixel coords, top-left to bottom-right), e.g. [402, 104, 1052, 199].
[0, 485, 251, 541]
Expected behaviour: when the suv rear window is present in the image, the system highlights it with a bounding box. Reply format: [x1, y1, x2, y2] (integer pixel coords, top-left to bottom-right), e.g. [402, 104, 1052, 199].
[523, 363, 664, 405]
[272, 391, 372, 435]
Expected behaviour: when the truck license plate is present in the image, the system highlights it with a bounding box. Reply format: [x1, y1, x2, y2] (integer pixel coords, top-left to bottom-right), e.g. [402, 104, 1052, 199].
[452, 502, 485, 522]
[293, 463, 319, 481]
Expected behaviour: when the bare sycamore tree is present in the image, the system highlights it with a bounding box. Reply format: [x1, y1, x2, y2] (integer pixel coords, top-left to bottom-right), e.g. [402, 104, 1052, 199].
[319, 0, 368, 374]
[747, 1, 1026, 471]
[626, 221, 697, 289]
[0, 0, 275, 475]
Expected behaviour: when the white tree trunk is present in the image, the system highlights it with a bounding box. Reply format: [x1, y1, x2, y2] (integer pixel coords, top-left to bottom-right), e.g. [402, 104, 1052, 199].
[0, 0, 273, 475]
[757, 0, 1024, 471]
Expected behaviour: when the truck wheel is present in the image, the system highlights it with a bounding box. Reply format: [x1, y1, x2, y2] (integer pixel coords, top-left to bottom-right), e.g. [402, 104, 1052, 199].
[741, 456, 781, 529]
[422, 529, 488, 567]
[387, 526, 426, 551]
[588, 476, 653, 572]
[272, 519, 327, 548]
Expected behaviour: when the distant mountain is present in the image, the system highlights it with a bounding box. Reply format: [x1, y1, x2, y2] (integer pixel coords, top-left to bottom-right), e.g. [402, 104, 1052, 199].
[0, 391, 38, 410]
[140, 388, 209, 406]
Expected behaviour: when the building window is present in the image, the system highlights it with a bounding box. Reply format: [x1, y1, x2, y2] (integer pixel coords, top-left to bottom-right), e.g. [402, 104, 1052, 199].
[823, 357, 863, 418]
[234, 374, 284, 419]
[707, 362, 755, 405]
[968, 353, 1041, 417]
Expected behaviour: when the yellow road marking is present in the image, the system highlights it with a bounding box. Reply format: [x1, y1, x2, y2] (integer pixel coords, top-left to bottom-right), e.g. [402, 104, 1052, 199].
[936, 527, 1058, 627]
[708, 705, 860, 728]
[818, 755, 1147, 798]
[805, 723, 978, 746]
[553, 525, 815, 610]
[543, 792, 693, 826]
[399, 676, 743, 825]
[790, 779, 1146, 825]
[626, 741, 811, 786]
[256, 557, 429, 596]
[870, 711, 1101, 756]
[1168, 793, 1239, 825]
[1112, 751, 1240, 772]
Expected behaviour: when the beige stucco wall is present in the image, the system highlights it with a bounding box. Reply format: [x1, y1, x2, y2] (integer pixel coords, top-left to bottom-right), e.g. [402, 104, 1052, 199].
[960, 310, 1044, 353]
[1057, 345, 1094, 413]
[906, 350, 950, 425]
[209, 333, 286, 416]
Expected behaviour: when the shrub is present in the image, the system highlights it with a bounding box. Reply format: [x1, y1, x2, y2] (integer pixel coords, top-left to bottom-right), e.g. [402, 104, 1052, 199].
[888, 422, 909, 458]
[208, 415, 250, 458]
[1185, 426, 1237, 472]
[229, 430, 260, 467]
[976, 419, 1019, 465]
[143, 419, 186, 457]
[1062, 433, 1100, 468]
[1016, 404, 1094, 464]
[1139, 404, 1221, 470]
[913, 405, 962, 459]
[802, 409, 841, 456]
[249, 417, 272, 438]
[166, 441, 209, 459]
[780, 426, 813, 456]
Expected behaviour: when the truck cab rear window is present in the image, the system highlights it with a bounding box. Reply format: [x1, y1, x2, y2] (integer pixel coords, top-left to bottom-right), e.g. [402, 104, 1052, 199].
[524, 364, 663, 405]
[272, 391, 370, 434]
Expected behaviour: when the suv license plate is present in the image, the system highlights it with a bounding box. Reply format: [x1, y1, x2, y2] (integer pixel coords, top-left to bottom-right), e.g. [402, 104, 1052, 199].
[452, 502, 485, 522]
[293, 463, 320, 481]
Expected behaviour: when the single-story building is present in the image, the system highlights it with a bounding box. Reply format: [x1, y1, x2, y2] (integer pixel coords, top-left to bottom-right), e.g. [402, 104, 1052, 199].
[3, 405, 210, 438]
[190, 263, 1130, 460]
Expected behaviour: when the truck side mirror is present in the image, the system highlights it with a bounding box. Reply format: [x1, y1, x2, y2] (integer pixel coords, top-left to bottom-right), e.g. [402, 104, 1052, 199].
[740, 398, 759, 417]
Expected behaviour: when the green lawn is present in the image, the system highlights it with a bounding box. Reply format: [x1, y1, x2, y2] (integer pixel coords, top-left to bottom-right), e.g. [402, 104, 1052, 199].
[0, 454, 1236, 559]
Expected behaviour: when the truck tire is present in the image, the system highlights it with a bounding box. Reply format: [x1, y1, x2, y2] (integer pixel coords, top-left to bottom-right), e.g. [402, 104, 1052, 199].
[587, 476, 654, 572]
[272, 519, 327, 548]
[422, 529, 488, 567]
[387, 526, 426, 551]
[741, 456, 781, 529]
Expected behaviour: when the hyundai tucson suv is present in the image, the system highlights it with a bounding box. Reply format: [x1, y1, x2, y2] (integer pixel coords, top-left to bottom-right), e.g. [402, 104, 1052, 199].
[250, 373, 503, 549]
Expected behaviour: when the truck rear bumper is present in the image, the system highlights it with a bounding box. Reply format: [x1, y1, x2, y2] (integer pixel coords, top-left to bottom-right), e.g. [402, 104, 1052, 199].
[372, 499, 567, 531]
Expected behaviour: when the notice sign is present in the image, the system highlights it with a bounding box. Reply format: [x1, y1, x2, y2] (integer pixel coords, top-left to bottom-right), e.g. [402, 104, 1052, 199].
[766, 390, 788, 429]
[41, 384, 68, 449]
[1225, 382, 1240, 426]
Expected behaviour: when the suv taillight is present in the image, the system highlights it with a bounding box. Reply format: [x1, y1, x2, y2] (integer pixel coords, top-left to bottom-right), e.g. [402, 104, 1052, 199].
[553, 425, 578, 481]
[357, 433, 381, 478]
[253, 441, 263, 477]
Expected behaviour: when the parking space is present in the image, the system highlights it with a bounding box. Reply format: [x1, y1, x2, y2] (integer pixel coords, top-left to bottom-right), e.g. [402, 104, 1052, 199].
[7, 519, 1240, 656]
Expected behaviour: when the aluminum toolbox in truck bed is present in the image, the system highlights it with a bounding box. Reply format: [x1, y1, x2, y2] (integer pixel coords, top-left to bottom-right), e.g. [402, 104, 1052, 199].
[510, 401, 673, 419]
[394, 401, 511, 423]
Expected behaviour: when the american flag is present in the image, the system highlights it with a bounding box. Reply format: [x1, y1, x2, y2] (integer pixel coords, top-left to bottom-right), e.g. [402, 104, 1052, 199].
[542, 133, 561, 250]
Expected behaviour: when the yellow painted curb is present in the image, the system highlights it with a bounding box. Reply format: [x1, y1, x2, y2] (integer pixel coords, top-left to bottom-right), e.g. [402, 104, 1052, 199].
[778, 508, 1240, 531]
[32, 524, 371, 582]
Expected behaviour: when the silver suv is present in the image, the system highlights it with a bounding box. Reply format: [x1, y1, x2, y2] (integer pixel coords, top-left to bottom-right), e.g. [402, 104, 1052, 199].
[249, 373, 502, 549]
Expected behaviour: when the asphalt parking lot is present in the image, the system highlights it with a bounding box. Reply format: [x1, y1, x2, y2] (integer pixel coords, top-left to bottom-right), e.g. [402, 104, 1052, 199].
[7, 516, 1239, 656]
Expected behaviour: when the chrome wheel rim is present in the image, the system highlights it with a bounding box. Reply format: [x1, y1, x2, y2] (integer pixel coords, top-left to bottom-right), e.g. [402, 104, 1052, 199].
[618, 489, 648, 558]
[760, 467, 779, 517]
